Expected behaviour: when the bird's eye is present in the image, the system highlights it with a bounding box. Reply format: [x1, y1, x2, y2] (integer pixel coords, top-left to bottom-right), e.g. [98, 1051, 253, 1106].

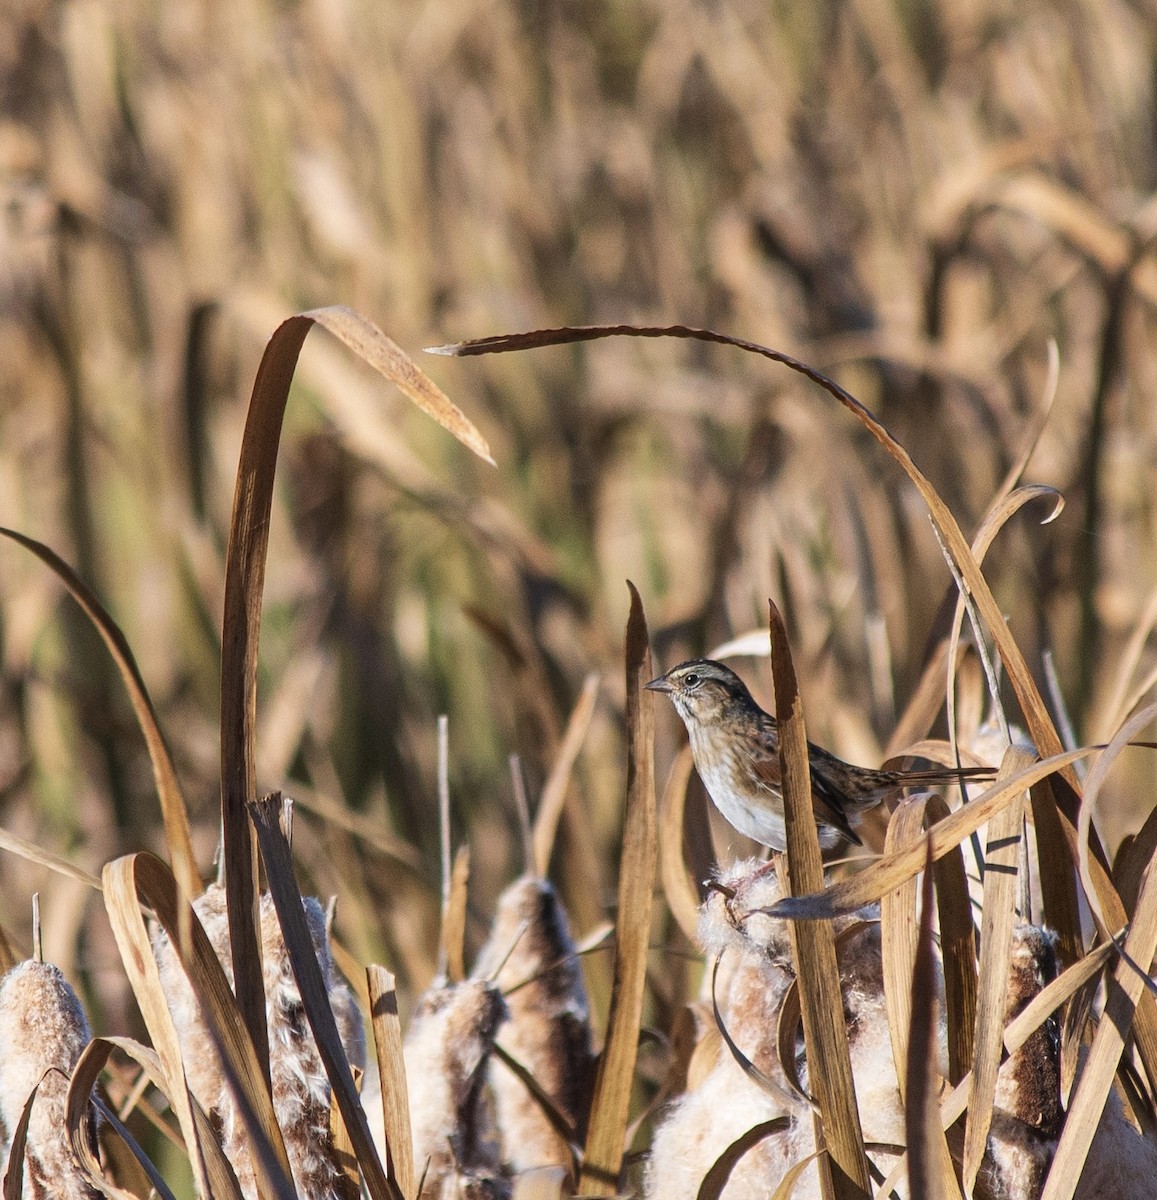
[683, 673, 700, 689]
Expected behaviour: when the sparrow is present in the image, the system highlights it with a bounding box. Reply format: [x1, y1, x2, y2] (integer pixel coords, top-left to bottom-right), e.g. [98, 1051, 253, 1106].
[645, 658, 995, 851]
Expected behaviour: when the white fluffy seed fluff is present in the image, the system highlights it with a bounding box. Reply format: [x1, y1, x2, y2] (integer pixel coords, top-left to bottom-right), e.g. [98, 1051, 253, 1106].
[0, 960, 99, 1200]
[471, 875, 594, 1175]
[401, 977, 510, 1200]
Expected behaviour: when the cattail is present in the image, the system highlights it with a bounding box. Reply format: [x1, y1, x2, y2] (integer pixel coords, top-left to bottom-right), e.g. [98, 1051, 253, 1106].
[152, 883, 365, 1199]
[403, 977, 510, 1200]
[647, 859, 909, 1199]
[982, 924, 1062, 1200]
[0, 960, 99, 1200]
[472, 875, 593, 1175]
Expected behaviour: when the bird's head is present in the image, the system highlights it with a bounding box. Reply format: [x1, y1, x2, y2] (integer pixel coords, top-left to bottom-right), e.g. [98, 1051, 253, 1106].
[644, 658, 756, 727]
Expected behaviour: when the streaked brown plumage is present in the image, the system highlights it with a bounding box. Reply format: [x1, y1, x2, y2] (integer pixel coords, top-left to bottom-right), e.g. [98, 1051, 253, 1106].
[646, 658, 996, 851]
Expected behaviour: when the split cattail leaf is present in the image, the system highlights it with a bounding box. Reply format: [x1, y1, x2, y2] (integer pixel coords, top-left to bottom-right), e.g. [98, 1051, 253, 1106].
[220, 310, 491, 1079]
[367, 965, 414, 1200]
[659, 746, 704, 944]
[0, 528, 199, 905]
[769, 598, 869, 1197]
[102, 852, 295, 1200]
[532, 672, 600, 878]
[248, 795, 398, 1200]
[962, 745, 1033, 1192]
[578, 581, 657, 1196]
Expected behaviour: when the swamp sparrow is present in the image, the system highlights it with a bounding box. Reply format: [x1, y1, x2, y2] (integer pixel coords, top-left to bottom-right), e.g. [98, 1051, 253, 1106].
[646, 658, 995, 851]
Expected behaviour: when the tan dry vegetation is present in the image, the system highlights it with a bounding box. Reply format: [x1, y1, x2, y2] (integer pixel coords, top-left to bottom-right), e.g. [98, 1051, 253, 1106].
[0, 0, 1156, 1197]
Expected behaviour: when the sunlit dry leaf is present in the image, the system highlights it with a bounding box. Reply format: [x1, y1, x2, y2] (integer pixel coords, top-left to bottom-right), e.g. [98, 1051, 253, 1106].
[578, 582, 656, 1196]
[769, 599, 869, 1197]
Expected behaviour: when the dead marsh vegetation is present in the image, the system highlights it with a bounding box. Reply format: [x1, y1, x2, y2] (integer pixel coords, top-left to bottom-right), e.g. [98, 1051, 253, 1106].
[1, 0, 1157, 1196]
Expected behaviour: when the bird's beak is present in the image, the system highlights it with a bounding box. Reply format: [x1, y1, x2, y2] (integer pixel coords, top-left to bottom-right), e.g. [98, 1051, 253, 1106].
[644, 675, 672, 693]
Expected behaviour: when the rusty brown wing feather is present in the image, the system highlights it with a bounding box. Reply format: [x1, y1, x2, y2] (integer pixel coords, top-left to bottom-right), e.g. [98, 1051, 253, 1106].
[747, 715, 864, 846]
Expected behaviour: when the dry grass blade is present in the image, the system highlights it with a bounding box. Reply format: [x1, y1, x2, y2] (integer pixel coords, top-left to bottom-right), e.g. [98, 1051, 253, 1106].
[769, 598, 869, 1197]
[442, 845, 470, 984]
[532, 672, 600, 877]
[658, 746, 702, 943]
[367, 966, 414, 1200]
[769, 1151, 826, 1200]
[769, 748, 1093, 920]
[1115, 802, 1157, 914]
[904, 844, 959, 1200]
[0, 528, 199, 903]
[1040, 835, 1157, 1200]
[694, 1119, 792, 1200]
[962, 746, 1033, 1191]
[578, 581, 656, 1196]
[221, 309, 493, 1078]
[0, 828, 102, 891]
[90, 1093, 182, 1200]
[103, 852, 295, 1200]
[249, 794, 400, 1200]
[310, 306, 494, 466]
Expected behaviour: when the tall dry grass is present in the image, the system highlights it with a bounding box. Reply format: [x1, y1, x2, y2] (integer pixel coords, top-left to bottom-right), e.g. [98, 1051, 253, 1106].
[0, 0, 1156, 1196]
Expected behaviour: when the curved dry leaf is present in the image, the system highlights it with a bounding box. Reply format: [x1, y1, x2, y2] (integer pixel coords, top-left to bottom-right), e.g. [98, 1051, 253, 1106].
[90, 1093, 182, 1200]
[309, 306, 494, 465]
[658, 747, 701, 944]
[437, 321, 1157, 1083]
[708, 953, 804, 1111]
[694, 1118, 791, 1200]
[0, 527, 199, 902]
[220, 309, 493, 1072]
[103, 852, 296, 1200]
[578, 583, 656, 1197]
[1077, 701, 1157, 936]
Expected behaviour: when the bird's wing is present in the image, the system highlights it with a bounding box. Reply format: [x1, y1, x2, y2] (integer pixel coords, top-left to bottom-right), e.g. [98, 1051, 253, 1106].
[748, 718, 864, 846]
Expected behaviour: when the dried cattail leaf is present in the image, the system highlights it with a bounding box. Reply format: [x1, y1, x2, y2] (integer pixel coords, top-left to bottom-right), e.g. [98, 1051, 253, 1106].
[473, 875, 594, 1174]
[403, 977, 510, 1200]
[0, 960, 98, 1200]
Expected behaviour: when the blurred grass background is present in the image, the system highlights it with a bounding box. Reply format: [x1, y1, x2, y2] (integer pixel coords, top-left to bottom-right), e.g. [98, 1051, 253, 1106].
[0, 0, 1155, 1048]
